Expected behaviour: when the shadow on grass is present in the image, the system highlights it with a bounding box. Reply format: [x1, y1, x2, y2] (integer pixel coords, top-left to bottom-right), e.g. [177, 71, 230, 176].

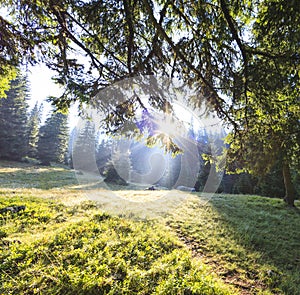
[166, 193, 300, 294]
[208, 194, 300, 294]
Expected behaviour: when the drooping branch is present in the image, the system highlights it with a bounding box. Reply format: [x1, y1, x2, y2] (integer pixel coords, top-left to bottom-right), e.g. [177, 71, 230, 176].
[123, 0, 135, 73]
[142, 0, 214, 92]
[219, 0, 248, 69]
[0, 15, 36, 67]
[64, 11, 127, 69]
[142, 0, 239, 132]
[50, 6, 120, 79]
[135, 0, 169, 74]
[219, 0, 249, 128]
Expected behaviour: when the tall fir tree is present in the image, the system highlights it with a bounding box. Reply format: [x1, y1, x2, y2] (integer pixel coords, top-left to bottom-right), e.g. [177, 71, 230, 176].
[68, 127, 78, 168]
[96, 139, 112, 176]
[37, 111, 69, 165]
[72, 120, 97, 172]
[0, 73, 29, 161]
[27, 102, 42, 159]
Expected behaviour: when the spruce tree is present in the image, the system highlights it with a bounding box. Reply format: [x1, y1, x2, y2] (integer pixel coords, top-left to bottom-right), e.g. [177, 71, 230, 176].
[0, 73, 29, 161]
[37, 111, 69, 165]
[27, 102, 42, 159]
[68, 127, 78, 168]
[72, 120, 97, 172]
[96, 139, 112, 176]
[108, 140, 131, 185]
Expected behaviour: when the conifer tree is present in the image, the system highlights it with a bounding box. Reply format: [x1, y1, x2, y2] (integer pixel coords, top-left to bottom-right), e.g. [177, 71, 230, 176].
[27, 102, 42, 158]
[96, 139, 112, 176]
[72, 120, 97, 172]
[68, 127, 78, 168]
[37, 111, 69, 165]
[109, 140, 131, 184]
[0, 73, 29, 161]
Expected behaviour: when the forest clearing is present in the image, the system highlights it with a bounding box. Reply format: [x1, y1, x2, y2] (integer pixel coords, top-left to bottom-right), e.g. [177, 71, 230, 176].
[0, 161, 299, 295]
[1, 1, 300, 294]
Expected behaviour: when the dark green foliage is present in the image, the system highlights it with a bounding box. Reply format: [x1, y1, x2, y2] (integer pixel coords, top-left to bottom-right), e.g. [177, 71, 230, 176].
[37, 111, 69, 165]
[27, 102, 42, 158]
[225, 1, 300, 205]
[103, 161, 128, 186]
[291, 169, 300, 200]
[0, 0, 297, 120]
[0, 0, 298, 205]
[0, 1, 299, 204]
[254, 162, 285, 198]
[196, 132, 225, 193]
[220, 173, 238, 194]
[102, 139, 131, 186]
[0, 73, 29, 161]
[194, 161, 210, 192]
[232, 173, 256, 195]
[96, 139, 112, 175]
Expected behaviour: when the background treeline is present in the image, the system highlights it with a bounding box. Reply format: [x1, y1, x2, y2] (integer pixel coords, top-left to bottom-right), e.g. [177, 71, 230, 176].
[0, 73, 69, 165]
[71, 119, 299, 199]
[0, 73, 299, 199]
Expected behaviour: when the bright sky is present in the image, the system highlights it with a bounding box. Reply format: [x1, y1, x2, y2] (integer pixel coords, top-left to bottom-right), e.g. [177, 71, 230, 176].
[28, 64, 79, 129]
[28, 65, 61, 108]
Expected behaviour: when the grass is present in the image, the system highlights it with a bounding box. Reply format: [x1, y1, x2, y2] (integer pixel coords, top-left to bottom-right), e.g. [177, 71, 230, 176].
[0, 161, 234, 295]
[166, 194, 300, 294]
[0, 160, 299, 294]
[0, 160, 77, 189]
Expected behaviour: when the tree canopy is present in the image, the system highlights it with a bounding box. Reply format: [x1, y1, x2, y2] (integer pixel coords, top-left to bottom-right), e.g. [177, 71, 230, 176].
[0, 0, 297, 109]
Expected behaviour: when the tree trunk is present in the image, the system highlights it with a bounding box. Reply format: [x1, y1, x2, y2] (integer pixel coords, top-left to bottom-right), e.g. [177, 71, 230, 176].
[282, 162, 295, 207]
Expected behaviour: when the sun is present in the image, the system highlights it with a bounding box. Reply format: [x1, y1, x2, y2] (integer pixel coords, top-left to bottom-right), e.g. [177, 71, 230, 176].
[154, 113, 186, 139]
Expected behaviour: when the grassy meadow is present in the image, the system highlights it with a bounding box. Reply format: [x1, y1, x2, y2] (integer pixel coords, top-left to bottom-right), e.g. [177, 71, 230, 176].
[0, 161, 299, 294]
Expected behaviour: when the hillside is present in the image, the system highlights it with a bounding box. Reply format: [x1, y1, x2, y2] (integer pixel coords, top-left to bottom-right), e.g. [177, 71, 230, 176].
[0, 161, 299, 294]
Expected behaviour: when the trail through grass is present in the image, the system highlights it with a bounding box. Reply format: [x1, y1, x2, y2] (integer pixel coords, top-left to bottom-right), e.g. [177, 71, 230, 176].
[167, 194, 300, 294]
